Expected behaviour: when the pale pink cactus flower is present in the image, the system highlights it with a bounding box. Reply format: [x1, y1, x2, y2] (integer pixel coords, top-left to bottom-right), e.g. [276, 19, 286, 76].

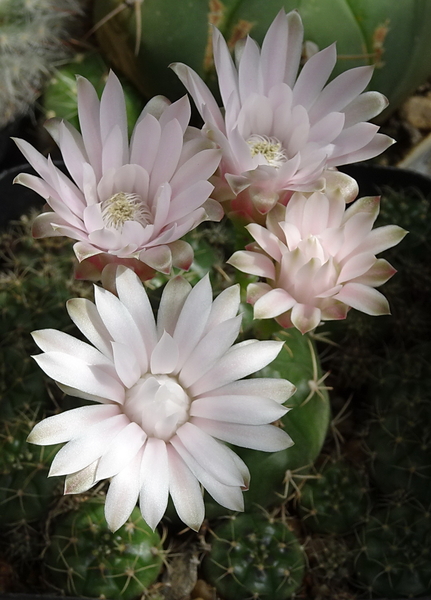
[27, 267, 294, 532]
[14, 71, 222, 280]
[228, 192, 407, 334]
[172, 10, 394, 222]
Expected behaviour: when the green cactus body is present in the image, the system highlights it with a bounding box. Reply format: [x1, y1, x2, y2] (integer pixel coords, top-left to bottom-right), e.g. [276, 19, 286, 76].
[355, 502, 431, 598]
[0, 419, 61, 525]
[45, 502, 164, 599]
[365, 382, 431, 504]
[93, 0, 431, 116]
[0, 215, 91, 419]
[204, 513, 305, 600]
[231, 328, 331, 512]
[297, 458, 369, 535]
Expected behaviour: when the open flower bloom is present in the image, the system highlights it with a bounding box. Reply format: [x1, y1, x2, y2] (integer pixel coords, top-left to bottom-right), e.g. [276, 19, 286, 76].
[14, 71, 222, 279]
[172, 10, 393, 222]
[228, 192, 407, 334]
[27, 267, 294, 531]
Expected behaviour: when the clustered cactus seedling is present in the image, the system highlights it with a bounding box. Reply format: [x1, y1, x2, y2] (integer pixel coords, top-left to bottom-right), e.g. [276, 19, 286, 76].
[45, 501, 164, 599]
[203, 512, 305, 600]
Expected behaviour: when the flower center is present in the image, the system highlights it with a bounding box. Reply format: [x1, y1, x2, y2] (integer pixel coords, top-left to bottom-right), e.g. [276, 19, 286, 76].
[124, 374, 190, 441]
[101, 192, 152, 230]
[246, 134, 288, 167]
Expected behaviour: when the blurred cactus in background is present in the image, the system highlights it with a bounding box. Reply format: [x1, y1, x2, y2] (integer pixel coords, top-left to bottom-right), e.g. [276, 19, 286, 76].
[92, 0, 431, 119]
[0, 0, 88, 129]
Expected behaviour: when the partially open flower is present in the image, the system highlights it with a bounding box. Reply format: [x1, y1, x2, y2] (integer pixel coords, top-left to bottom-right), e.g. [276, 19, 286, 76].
[172, 10, 393, 222]
[14, 72, 222, 279]
[228, 192, 407, 334]
[27, 267, 294, 531]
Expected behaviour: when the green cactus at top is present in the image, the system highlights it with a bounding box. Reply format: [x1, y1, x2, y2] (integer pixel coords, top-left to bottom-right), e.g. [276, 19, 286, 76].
[93, 0, 431, 117]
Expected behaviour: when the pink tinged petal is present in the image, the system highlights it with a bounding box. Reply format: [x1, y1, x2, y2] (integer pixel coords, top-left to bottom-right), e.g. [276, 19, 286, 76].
[247, 282, 273, 306]
[320, 301, 349, 321]
[292, 44, 337, 109]
[102, 125, 127, 172]
[100, 71, 128, 151]
[190, 340, 284, 396]
[82, 162, 98, 205]
[105, 448, 143, 532]
[191, 417, 293, 451]
[149, 119, 184, 197]
[209, 378, 296, 405]
[115, 266, 158, 360]
[140, 95, 171, 120]
[139, 438, 169, 530]
[45, 194, 84, 230]
[49, 413, 130, 476]
[157, 276, 192, 336]
[308, 65, 374, 124]
[167, 180, 214, 223]
[33, 352, 124, 403]
[253, 288, 296, 319]
[285, 106, 310, 156]
[65, 461, 99, 494]
[77, 76, 103, 177]
[227, 250, 276, 279]
[246, 223, 283, 261]
[56, 120, 89, 190]
[260, 10, 289, 91]
[169, 149, 221, 196]
[94, 285, 148, 368]
[205, 284, 240, 332]
[31, 212, 70, 238]
[352, 258, 396, 286]
[176, 422, 245, 487]
[212, 26, 240, 112]
[332, 122, 381, 155]
[27, 404, 121, 445]
[301, 191, 331, 235]
[283, 10, 304, 88]
[330, 132, 394, 166]
[170, 62, 225, 131]
[140, 245, 172, 273]
[96, 422, 146, 480]
[150, 331, 179, 374]
[172, 274, 213, 368]
[308, 112, 345, 145]
[238, 36, 263, 102]
[13, 138, 58, 187]
[170, 240, 194, 270]
[171, 436, 244, 512]
[323, 169, 358, 205]
[343, 91, 389, 128]
[338, 253, 377, 284]
[14, 172, 56, 200]
[67, 298, 113, 358]
[159, 95, 191, 134]
[225, 173, 251, 195]
[179, 316, 242, 388]
[291, 303, 322, 334]
[31, 329, 113, 369]
[111, 341, 141, 388]
[334, 282, 390, 315]
[130, 113, 161, 171]
[190, 394, 287, 424]
[83, 203, 104, 233]
[167, 445, 204, 531]
[358, 225, 407, 255]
